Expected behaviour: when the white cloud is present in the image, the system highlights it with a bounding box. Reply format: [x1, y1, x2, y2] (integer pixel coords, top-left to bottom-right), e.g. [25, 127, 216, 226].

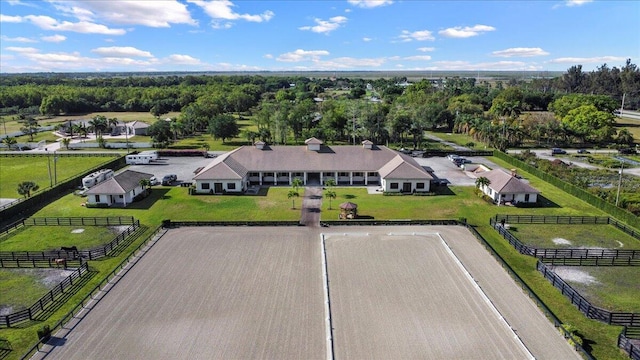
[276, 49, 330, 62]
[264, 54, 273, 59]
[1, 35, 37, 43]
[5, 46, 39, 53]
[417, 47, 435, 52]
[24, 15, 126, 35]
[492, 47, 549, 57]
[91, 46, 154, 58]
[41, 34, 66, 43]
[50, 0, 197, 27]
[189, 0, 274, 24]
[398, 29, 434, 42]
[165, 54, 202, 65]
[299, 16, 347, 34]
[348, 0, 393, 8]
[565, 0, 593, 6]
[549, 56, 626, 64]
[404, 55, 432, 61]
[439, 24, 495, 38]
[0, 14, 24, 22]
[363, 37, 372, 42]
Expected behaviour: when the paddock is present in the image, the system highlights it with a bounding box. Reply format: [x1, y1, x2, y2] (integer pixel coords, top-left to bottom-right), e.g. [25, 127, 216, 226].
[35, 226, 580, 360]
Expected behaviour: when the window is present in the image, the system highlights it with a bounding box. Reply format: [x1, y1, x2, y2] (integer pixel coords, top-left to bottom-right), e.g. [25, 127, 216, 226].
[338, 172, 349, 177]
[294, 172, 304, 177]
[119, 195, 123, 198]
[524, 194, 530, 202]
[368, 172, 378, 177]
[263, 172, 274, 177]
[94, 195, 100, 202]
[227, 183, 236, 190]
[416, 182, 425, 189]
[390, 182, 399, 189]
[249, 172, 259, 177]
[202, 183, 210, 190]
[277, 172, 288, 177]
[353, 172, 363, 177]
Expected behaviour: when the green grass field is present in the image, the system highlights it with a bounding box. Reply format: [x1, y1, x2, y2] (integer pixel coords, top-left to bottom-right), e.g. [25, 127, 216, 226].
[0, 269, 53, 312]
[0, 225, 124, 252]
[0, 155, 118, 198]
[508, 224, 640, 249]
[555, 266, 640, 313]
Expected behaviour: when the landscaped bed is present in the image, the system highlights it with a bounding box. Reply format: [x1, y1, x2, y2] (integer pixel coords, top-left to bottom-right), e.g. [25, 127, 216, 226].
[550, 266, 640, 313]
[506, 223, 640, 249]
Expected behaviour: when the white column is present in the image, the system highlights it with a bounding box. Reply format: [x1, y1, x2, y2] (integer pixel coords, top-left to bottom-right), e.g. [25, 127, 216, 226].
[259, 172, 263, 185]
[349, 172, 353, 185]
[289, 172, 292, 185]
[304, 172, 308, 185]
[335, 172, 338, 184]
[365, 173, 368, 185]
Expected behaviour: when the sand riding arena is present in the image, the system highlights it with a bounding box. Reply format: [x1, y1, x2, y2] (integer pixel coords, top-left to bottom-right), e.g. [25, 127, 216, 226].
[34, 225, 580, 360]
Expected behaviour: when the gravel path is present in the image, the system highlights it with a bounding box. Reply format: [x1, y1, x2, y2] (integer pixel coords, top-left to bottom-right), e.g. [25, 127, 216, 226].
[300, 187, 322, 227]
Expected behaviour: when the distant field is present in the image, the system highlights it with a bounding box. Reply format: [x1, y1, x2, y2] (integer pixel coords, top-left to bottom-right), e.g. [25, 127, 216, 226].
[0, 225, 123, 252]
[0, 155, 117, 198]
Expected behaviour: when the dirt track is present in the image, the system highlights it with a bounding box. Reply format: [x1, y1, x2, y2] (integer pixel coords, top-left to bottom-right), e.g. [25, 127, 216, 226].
[35, 225, 580, 360]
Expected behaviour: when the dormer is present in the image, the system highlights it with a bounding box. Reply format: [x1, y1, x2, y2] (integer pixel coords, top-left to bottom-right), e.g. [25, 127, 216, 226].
[362, 140, 374, 149]
[305, 137, 323, 152]
[254, 141, 266, 150]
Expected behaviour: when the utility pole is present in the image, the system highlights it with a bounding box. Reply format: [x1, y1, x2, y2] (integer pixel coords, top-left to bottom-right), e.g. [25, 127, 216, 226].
[46, 149, 53, 187]
[620, 93, 626, 116]
[615, 161, 624, 207]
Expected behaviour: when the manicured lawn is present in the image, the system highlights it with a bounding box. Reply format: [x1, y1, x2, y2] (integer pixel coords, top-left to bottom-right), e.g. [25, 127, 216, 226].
[508, 224, 640, 249]
[0, 155, 118, 198]
[554, 266, 640, 312]
[0, 225, 124, 252]
[0, 269, 50, 312]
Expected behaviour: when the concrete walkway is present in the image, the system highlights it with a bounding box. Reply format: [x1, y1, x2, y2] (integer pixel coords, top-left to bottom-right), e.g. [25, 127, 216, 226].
[299, 187, 323, 227]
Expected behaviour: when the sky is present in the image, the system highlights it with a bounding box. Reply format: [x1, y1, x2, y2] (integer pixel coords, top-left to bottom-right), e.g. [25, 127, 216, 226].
[0, 0, 638, 73]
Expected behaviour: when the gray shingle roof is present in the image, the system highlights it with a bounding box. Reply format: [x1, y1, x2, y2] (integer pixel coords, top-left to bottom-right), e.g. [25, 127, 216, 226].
[194, 144, 432, 181]
[483, 169, 539, 194]
[85, 170, 153, 195]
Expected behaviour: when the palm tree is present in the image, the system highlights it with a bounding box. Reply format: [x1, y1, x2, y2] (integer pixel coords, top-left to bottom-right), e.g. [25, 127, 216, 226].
[291, 177, 303, 192]
[61, 137, 71, 150]
[2, 136, 17, 150]
[17, 181, 39, 198]
[288, 190, 299, 209]
[325, 189, 336, 209]
[139, 179, 151, 195]
[108, 117, 119, 135]
[88, 115, 108, 136]
[474, 177, 491, 195]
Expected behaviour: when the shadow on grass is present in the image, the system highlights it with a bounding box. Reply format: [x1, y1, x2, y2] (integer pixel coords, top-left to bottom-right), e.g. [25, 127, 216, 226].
[342, 194, 357, 199]
[432, 186, 456, 195]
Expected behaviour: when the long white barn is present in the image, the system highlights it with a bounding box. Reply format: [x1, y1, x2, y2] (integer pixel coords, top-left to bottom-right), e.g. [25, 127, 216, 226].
[192, 138, 433, 194]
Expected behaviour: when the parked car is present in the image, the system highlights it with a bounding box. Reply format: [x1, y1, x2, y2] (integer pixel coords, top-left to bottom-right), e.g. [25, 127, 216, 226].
[162, 174, 177, 185]
[577, 149, 590, 154]
[551, 148, 567, 155]
[149, 176, 159, 185]
[618, 148, 637, 155]
[447, 154, 460, 162]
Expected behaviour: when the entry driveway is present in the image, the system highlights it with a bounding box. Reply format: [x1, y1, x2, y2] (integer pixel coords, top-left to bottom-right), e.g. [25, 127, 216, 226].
[414, 156, 505, 187]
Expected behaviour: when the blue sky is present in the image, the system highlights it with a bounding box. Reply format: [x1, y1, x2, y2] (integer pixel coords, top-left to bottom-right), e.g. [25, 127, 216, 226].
[0, 0, 638, 73]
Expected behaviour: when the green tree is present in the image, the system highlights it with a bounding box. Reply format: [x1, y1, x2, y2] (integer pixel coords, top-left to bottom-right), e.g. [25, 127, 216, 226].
[19, 117, 40, 142]
[17, 181, 39, 198]
[88, 115, 108, 136]
[474, 176, 490, 195]
[288, 189, 299, 209]
[208, 114, 239, 143]
[2, 136, 17, 150]
[108, 117, 119, 134]
[291, 177, 303, 192]
[61, 137, 71, 150]
[148, 119, 173, 147]
[562, 104, 616, 143]
[325, 189, 336, 209]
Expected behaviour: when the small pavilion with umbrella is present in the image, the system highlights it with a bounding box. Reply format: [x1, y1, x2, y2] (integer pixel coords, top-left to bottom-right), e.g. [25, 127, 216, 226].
[339, 201, 358, 219]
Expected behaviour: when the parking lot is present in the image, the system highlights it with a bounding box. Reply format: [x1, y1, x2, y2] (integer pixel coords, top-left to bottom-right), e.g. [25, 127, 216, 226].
[414, 155, 502, 186]
[124, 154, 218, 186]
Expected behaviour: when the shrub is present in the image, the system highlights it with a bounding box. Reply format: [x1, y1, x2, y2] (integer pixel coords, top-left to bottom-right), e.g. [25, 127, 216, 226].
[85, 202, 109, 208]
[37, 325, 51, 342]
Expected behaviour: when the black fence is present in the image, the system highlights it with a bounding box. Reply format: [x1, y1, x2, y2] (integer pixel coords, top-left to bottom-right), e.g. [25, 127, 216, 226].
[0, 258, 82, 269]
[0, 216, 135, 237]
[618, 327, 640, 360]
[537, 261, 640, 327]
[463, 224, 593, 359]
[490, 216, 640, 264]
[1, 262, 90, 328]
[167, 220, 302, 227]
[19, 225, 166, 360]
[419, 150, 494, 157]
[324, 219, 460, 226]
[0, 220, 141, 264]
[0, 153, 118, 158]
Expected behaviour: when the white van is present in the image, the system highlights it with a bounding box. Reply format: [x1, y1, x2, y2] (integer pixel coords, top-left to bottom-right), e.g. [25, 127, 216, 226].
[126, 151, 158, 165]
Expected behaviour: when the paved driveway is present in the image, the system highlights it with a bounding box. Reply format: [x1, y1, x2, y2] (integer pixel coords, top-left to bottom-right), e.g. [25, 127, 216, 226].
[415, 156, 504, 186]
[124, 155, 217, 185]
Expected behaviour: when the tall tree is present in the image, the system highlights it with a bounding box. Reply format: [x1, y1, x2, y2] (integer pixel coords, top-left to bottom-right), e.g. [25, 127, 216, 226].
[19, 117, 40, 142]
[17, 181, 39, 198]
[2, 136, 17, 150]
[208, 114, 239, 143]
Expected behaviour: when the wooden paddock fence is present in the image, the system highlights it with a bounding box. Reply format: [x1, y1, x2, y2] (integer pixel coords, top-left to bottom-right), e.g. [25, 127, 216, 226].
[618, 326, 640, 360]
[0, 216, 135, 238]
[0, 220, 142, 265]
[537, 261, 640, 327]
[1, 262, 90, 328]
[490, 217, 640, 264]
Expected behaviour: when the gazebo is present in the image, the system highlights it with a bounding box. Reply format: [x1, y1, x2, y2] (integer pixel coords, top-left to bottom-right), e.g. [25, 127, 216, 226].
[339, 202, 358, 219]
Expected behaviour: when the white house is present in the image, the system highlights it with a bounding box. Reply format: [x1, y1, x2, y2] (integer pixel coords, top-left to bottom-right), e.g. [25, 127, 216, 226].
[85, 170, 154, 207]
[192, 138, 433, 194]
[478, 169, 540, 205]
